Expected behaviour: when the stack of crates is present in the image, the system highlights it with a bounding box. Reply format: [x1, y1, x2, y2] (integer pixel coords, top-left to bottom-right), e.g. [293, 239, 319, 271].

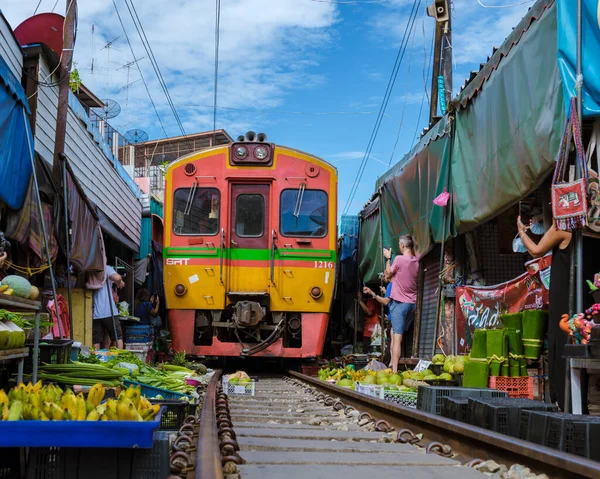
[124, 325, 153, 343]
[417, 385, 508, 416]
[467, 397, 557, 437]
[440, 397, 469, 423]
[519, 411, 600, 461]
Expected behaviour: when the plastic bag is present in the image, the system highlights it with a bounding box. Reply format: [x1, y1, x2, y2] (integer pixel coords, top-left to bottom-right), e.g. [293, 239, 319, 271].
[362, 359, 387, 371]
[118, 301, 129, 317]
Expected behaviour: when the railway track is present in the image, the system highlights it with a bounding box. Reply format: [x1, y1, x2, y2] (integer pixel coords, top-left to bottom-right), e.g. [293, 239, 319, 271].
[193, 371, 600, 479]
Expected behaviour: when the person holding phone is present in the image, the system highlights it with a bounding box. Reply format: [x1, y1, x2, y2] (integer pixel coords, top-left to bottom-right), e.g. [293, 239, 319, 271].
[383, 235, 419, 373]
[517, 215, 572, 411]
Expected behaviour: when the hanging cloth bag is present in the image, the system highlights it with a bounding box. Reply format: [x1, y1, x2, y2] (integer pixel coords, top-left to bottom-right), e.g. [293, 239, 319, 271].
[586, 119, 600, 232]
[551, 98, 589, 231]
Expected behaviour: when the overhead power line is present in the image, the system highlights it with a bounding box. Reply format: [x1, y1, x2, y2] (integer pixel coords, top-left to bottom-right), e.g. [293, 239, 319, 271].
[122, 0, 187, 136]
[476, 0, 534, 8]
[111, 0, 168, 138]
[342, 0, 422, 215]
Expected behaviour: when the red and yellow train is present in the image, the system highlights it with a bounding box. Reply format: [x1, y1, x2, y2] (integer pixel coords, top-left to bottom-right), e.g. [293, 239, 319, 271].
[163, 132, 337, 358]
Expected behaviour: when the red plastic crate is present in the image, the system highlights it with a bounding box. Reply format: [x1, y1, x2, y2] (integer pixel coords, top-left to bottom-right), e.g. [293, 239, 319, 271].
[489, 376, 533, 399]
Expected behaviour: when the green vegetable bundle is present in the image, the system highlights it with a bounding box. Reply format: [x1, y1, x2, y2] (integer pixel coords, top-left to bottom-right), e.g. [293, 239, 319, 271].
[34, 363, 125, 387]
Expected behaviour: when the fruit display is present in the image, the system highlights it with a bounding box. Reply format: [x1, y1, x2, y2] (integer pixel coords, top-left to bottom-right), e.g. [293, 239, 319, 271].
[224, 371, 253, 384]
[1, 275, 33, 299]
[431, 354, 467, 375]
[0, 382, 161, 421]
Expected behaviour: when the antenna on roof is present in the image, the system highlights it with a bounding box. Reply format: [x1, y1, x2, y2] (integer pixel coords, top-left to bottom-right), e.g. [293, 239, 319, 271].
[118, 57, 145, 126]
[101, 36, 120, 100]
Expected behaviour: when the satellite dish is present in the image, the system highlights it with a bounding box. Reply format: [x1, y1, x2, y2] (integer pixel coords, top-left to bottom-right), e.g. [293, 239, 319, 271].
[125, 129, 149, 144]
[95, 99, 121, 119]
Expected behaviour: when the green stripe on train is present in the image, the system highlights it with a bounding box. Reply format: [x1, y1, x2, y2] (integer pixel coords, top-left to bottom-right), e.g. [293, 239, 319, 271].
[164, 247, 336, 262]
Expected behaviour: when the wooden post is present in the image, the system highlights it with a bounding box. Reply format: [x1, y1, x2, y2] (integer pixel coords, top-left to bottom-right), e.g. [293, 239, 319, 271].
[52, 0, 77, 181]
[429, 22, 442, 126]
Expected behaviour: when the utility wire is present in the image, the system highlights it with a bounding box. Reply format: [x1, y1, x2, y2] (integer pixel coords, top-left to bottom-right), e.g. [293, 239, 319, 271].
[122, 0, 187, 136]
[33, 0, 44, 15]
[187, 105, 380, 116]
[476, 0, 533, 8]
[412, 19, 434, 145]
[112, 0, 168, 138]
[388, 17, 418, 168]
[342, 0, 421, 215]
[213, 0, 221, 140]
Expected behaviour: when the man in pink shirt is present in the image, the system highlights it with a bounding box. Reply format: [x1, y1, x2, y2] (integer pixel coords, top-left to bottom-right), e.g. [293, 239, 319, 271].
[384, 235, 419, 372]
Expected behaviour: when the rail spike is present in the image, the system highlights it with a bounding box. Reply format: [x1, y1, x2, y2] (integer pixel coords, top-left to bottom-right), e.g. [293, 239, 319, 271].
[426, 441, 453, 458]
[375, 419, 393, 432]
[396, 429, 420, 445]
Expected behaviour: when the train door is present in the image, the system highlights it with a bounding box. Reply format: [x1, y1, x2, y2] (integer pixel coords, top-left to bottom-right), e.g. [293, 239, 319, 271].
[228, 184, 270, 293]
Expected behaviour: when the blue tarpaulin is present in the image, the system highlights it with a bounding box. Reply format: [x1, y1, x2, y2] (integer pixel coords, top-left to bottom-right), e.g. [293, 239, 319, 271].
[340, 214, 359, 261]
[0, 52, 32, 210]
[557, 0, 600, 117]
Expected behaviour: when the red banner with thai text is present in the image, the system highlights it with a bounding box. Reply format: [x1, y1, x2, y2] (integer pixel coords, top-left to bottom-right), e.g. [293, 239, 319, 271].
[455, 254, 552, 354]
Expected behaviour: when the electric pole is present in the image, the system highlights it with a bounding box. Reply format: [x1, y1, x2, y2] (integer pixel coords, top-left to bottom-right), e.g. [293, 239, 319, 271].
[427, 0, 451, 126]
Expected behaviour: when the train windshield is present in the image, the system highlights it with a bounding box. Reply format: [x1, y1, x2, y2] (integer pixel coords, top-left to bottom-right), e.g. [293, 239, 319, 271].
[280, 189, 327, 237]
[172, 187, 220, 235]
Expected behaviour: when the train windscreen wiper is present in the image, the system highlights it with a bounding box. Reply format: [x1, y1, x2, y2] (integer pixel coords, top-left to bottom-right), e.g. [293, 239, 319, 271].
[183, 181, 198, 216]
[293, 183, 306, 219]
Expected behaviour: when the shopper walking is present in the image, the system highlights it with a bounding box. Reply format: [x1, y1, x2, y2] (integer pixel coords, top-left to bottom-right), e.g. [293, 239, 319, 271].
[92, 264, 125, 350]
[383, 235, 419, 373]
[517, 216, 572, 411]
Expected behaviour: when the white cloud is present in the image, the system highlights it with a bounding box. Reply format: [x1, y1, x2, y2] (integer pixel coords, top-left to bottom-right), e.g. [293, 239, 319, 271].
[1, 0, 338, 138]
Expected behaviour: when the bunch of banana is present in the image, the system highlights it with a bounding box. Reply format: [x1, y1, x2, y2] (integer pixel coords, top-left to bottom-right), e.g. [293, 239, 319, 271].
[0, 382, 160, 422]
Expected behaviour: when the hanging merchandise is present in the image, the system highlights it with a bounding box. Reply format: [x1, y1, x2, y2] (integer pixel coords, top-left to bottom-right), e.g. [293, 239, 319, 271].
[551, 98, 589, 230]
[586, 119, 600, 231]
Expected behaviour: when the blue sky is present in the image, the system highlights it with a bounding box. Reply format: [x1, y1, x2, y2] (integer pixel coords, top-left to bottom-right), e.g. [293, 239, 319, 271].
[3, 0, 534, 216]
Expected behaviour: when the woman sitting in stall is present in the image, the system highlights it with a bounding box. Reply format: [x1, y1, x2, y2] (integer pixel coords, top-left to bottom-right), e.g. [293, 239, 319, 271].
[134, 288, 160, 327]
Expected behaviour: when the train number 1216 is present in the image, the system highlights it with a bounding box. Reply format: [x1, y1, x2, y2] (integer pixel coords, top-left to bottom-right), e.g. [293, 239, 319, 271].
[314, 261, 334, 269]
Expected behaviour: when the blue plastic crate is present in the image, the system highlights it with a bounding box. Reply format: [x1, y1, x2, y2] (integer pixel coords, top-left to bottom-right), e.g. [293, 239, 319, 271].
[125, 325, 153, 335]
[0, 408, 164, 448]
[123, 379, 188, 399]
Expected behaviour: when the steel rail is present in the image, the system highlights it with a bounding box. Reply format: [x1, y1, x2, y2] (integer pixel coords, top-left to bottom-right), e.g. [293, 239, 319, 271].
[290, 371, 600, 479]
[196, 369, 224, 479]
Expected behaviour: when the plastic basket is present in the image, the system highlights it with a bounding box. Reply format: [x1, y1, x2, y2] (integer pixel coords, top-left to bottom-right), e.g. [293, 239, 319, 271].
[149, 399, 197, 430]
[125, 326, 153, 343]
[24, 339, 73, 373]
[468, 397, 556, 437]
[536, 412, 600, 460]
[24, 430, 171, 479]
[0, 448, 19, 479]
[417, 385, 507, 416]
[441, 397, 469, 422]
[221, 379, 255, 396]
[354, 382, 383, 398]
[489, 376, 533, 399]
[383, 390, 417, 408]
[123, 379, 188, 400]
[0, 408, 164, 448]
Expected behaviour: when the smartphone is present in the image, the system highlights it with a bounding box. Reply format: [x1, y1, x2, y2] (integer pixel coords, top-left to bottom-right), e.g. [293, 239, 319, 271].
[519, 201, 531, 226]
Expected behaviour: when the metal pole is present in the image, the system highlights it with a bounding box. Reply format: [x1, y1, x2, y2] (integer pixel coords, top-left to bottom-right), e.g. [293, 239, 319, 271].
[60, 156, 74, 339]
[575, 0, 584, 315]
[565, 0, 584, 415]
[23, 110, 64, 340]
[442, 15, 452, 109]
[378, 204, 386, 357]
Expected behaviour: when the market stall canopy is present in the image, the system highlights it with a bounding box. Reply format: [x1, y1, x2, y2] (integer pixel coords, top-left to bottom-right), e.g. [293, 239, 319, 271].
[556, 0, 600, 117]
[0, 51, 32, 210]
[451, 0, 565, 233]
[359, 197, 381, 284]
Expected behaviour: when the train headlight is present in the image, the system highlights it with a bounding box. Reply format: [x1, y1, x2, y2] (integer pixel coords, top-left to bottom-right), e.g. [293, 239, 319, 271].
[234, 146, 248, 159]
[309, 286, 322, 299]
[175, 284, 187, 296]
[254, 146, 268, 160]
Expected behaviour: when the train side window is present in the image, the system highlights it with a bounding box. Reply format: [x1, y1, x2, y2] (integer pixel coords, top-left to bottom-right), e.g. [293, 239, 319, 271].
[280, 189, 327, 237]
[172, 187, 220, 235]
[235, 194, 264, 237]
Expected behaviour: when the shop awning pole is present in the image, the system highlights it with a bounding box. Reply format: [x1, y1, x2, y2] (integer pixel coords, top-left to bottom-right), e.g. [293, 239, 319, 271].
[60, 156, 74, 339]
[566, 0, 584, 414]
[23, 110, 64, 341]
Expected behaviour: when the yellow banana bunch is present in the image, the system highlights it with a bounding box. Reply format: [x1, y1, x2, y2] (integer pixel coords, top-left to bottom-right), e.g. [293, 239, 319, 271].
[0, 383, 162, 422]
[88, 383, 105, 407]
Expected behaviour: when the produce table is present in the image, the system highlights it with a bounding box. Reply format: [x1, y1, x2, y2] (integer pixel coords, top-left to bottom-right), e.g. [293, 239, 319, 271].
[0, 295, 41, 382]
